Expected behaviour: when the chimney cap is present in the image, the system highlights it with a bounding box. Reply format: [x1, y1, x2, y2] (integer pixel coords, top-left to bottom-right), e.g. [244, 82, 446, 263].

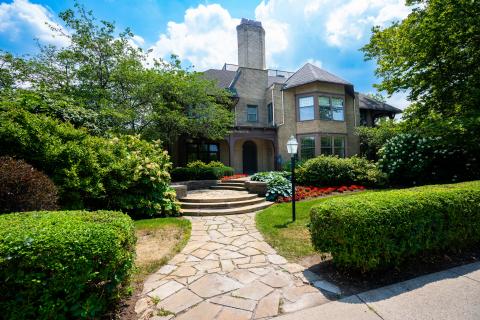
[239, 18, 262, 28]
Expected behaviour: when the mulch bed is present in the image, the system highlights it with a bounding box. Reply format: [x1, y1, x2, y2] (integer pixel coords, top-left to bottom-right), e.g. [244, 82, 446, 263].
[300, 247, 480, 296]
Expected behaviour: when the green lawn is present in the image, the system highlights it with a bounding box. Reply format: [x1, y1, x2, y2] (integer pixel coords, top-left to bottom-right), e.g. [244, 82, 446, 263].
[256, 192, 369, 261]
[133, 217, 191, 275]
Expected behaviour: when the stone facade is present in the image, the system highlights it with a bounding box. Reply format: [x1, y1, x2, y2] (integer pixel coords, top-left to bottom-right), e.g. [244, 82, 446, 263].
[172, 18, 401, 173]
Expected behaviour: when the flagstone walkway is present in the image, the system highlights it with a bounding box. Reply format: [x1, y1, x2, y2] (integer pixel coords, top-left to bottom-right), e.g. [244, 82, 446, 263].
[135, 212, 336, 320]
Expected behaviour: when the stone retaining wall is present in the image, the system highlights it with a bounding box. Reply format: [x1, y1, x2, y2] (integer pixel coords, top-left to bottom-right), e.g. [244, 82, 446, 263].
[171, 180, 218, 191]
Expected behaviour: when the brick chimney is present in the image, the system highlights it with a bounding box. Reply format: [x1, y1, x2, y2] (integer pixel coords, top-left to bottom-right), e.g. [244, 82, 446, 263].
[236, 18, 266, 70]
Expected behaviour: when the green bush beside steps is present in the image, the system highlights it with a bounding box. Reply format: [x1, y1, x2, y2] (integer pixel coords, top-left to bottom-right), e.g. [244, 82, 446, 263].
[0, 210, 136, 319]
[309, 181, 480, 272]
[171, 160, 234, 181]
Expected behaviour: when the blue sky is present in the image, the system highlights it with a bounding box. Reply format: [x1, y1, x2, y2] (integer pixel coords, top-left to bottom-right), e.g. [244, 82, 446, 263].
[0, 0, 412, 108]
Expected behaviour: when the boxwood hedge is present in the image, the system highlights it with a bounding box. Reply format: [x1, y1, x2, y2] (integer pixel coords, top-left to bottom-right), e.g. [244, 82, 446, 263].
[309, 181, 480, 272]
[0, 210, 136, 319]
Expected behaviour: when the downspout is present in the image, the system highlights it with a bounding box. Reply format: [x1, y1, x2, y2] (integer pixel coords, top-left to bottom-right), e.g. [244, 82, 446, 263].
[271, 88, 275, 126]
[277, 88, 285, 126]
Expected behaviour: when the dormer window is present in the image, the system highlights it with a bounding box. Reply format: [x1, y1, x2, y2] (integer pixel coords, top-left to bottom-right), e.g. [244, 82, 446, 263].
[247, 105, 258, 122]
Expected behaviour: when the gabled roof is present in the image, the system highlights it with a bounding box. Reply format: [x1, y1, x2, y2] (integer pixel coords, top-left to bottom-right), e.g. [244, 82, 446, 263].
[284, 63, 352, 89]
[357, 92, 402, 114]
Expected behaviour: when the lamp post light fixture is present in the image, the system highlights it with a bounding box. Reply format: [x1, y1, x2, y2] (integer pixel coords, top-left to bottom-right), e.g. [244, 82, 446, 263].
[286, 135, 298, 222]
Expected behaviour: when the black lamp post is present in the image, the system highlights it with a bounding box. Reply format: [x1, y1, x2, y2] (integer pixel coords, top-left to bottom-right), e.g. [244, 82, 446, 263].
[287, 135, 298, 222]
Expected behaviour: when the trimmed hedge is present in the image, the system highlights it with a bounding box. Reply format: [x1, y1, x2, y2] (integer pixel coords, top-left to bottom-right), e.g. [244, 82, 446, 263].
[0, 210, 136, 319]
[309, 181, 480, 271]
[171, 166, 234, 181]
[297, 155, 386, 187]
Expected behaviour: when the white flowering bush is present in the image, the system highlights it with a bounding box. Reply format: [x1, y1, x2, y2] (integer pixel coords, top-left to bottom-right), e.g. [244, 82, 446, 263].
[378, 133, 473, 185]
[101, 135, 180, 217]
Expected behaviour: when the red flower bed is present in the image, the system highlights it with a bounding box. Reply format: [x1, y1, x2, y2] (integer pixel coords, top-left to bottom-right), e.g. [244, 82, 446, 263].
[221, 174, 248, 182]
[277, 185, 365, 203]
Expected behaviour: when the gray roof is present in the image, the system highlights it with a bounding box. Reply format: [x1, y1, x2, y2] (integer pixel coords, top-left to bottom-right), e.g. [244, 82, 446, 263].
[203, 68, 288, 89]
[357, 93, 402, 113]
[268, 75, 287, 87]
[284, 63, 352, 89]
[203, 69, 237, 88]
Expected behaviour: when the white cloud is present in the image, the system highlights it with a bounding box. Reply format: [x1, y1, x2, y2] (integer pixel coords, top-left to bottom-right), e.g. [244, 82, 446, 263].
[148, 4, 239, 70]
[326, 0, 411, 46]
[256, 0, 411, 48]
[0, 0, 69, 47]
[149, 3, 290, 70]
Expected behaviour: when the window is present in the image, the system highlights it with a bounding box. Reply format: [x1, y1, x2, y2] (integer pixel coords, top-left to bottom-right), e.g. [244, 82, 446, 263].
[320, 136, 333, 155]
[247, 105, 258, 122]
[300, 136, 316, 160]
[333, 137, 345, 157]
[319, 96, 344, 121]
[267, 103, 273, 125]
[319, 96, 331, 120]
[331, 98, 345, 121]
[186, 143, 220, 163]
[299, 96, 314, 121]
[320, 136, 346, 157]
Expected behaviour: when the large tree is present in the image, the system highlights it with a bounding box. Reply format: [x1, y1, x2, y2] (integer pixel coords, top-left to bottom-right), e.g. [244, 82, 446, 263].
[362, 0, 480, 123]
[0, 3, 233, 145]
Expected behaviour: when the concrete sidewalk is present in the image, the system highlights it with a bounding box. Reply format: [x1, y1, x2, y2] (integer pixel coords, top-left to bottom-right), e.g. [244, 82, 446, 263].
[275, 261, 480, 320]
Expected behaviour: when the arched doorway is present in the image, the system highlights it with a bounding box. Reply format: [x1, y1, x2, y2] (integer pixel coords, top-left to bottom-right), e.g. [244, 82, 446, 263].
[242, 141, 257, 174]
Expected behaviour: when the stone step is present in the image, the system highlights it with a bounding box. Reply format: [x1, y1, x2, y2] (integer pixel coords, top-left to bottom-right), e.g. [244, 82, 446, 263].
[210, 185, 247, 191]
[219, 179, 247, 185]
[181, 192, 258, 203]
[180, 197, 265, 209]
[181, 201, 274, 216]
[216, 182, 246, 187]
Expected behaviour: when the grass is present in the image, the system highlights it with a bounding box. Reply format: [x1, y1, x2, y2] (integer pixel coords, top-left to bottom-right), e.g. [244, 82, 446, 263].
[256, 192, 370, 261]
[133, 217, 191, 276]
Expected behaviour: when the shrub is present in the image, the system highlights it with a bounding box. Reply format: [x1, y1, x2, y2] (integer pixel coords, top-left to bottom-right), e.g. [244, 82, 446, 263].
[250, 171, 290, 182]
[0, 107, 179, 217]
[0, 210, 136, 319]
[186, 160, 225, 168]
[309, 181, 480, 272]
[355, 118, 400, 160]
[378, 133, 478, 186]
[297, 155, 386, 187]
[171, 163, 234, 181]
[251, 171, 292, 201]
[0, 157, 58, 213]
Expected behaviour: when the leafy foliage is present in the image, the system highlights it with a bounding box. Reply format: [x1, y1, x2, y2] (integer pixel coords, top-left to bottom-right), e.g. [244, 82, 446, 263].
[296, 155, 386, 187]
[0, 2, 233, 145]
[362, 0, 480, 176]
[310, 181, 480, 272]
[171, 163, 234, 181]
[0, 210, 136, 319]
[0, 157, 58, 214]
[378, 133, 478, 186]
[0, 106, 179, 217]
[355, 118, 400, 160]
[251, 171, 292, 201]
[362, 0, 480, 120]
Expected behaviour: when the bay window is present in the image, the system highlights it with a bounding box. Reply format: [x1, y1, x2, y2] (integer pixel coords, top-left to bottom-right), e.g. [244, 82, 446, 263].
[300, 136, 316, 160]
[319, 96, 344, 121]
[320, 136, 345, 157]
[299, 96, 314, 121]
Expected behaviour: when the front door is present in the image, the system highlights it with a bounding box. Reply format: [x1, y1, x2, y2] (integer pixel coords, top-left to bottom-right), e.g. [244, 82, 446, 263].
[242, 141, 258, 174]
